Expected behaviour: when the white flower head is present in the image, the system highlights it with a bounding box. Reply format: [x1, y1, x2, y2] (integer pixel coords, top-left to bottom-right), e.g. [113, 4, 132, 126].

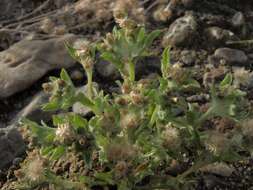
[162, 126, 181, 149]
[56, 123, 75, 143]
[233, 67, 253, 87]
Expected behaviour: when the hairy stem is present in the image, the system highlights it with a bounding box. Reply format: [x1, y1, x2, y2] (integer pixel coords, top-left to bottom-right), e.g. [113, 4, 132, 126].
[86, 69, 93, 99]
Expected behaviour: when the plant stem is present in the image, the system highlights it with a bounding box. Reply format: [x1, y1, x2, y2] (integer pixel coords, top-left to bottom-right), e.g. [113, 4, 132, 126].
[86, 69, 93, 99]
[128, 60, 135, 82]
[177, 160, 207, 180]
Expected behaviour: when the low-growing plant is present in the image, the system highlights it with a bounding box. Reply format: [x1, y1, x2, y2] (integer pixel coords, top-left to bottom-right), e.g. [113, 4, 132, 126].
[15, 18, 253, 190]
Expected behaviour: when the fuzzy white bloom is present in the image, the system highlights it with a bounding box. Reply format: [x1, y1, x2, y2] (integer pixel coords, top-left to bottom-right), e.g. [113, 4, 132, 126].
[233, 67, 253, 87]
[120, 111, 139, 129]
[56, 123, 75, 143]
[162, 126, 181, 149]
[26, 152, 46, 182]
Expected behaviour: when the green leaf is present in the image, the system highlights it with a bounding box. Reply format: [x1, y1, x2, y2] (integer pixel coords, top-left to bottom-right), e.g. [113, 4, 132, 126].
[60, 69, 73, 85]
[83, 150, 93, 169]
[21, 118, 55, 144]
[137, 27, 146, 43]
[49, 146, 66, 160]
[52, 114, 66, 126]
[161, 47, 171, 78]
[220, 73, 233, 88]
[41, 146, 55, 156]
[76, 92, 94, 109]
[182, 79, 201, 91]
[42, 99, 61, 111]
[65, 42, 80, 62]
[68, 114, 88, 130]
[144, 30, 161, 48]
[95, 172, 115, 185]
[100, 52, 123, 70]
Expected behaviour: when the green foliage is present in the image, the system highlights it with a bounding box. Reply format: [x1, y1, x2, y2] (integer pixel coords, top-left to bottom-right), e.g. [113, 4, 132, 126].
[17, 23, 253, 190]
[99, 26, 161, 82]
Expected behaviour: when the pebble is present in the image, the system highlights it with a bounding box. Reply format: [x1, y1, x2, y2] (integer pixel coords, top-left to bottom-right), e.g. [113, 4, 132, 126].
[0, 34, 77, 99]
[95, 60, 120, 80]
[162, 14, 198, 47]
[205, 26, 236, 45]
[214, 48, 248, 65]
[181, 0, 194, 8]
[70, 69, 84, 81]
[231, 12, 245, 27]
[181, 50, 197, 66]
[0, 126, 25, 170]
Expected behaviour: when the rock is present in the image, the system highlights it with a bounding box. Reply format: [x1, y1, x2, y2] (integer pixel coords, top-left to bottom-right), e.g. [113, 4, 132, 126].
[207, 55, 220, 66]
[0, 34, 77, 98]
[187, 94, 210, 102]
[0, 126, 25, 170]
[180, 50, 197, 66]
[0, 0, 18, 19]
[70, 69, 85, 81]
[95, 60, 120, 80]
[181, 0, 194, 8]
[205, 27, 236, 45]
[200, 162, 235, 177]
[214, 48, 248, 65]
[10, 92, 53, 124]
[248, 76, 253, 89]
[162, 14, 198, 47]
[232, 12, 245, 27]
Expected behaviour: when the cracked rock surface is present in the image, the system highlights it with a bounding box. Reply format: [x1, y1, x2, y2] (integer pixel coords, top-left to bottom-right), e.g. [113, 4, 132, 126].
[0, 34, 77, 99]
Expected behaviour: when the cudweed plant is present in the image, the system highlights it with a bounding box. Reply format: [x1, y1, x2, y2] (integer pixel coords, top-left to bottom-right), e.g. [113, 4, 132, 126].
[16, 19, 253, 190]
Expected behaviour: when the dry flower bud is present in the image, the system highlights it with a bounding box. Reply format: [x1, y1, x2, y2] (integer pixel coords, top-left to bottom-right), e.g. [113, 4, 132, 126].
[115, 97, 129, 105]
[130, 90, 143, 104]
[119, 19, 137, 30]
[153, 6, 173, 22]
[57, 79, 66, 87]
[42, 83, 53, 93]
[40, 18, 55, 34]
[121, 83, 131, 94]
[81, 57, 94, 70]
[79, 137, 87, 146]
[120, 112, 139, 129]
[115, 161, 128, 178]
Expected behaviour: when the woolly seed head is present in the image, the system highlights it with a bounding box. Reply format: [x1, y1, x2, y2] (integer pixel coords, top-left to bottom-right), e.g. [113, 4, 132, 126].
[162, 126, 181, 149]
[204, 131, 229, 156]
[25, 150, 47, 182]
